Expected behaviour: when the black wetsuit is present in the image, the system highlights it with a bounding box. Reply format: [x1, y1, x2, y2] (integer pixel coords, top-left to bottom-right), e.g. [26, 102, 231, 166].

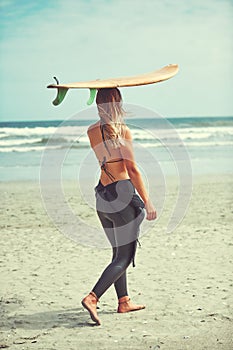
[92, 124, 145, 299]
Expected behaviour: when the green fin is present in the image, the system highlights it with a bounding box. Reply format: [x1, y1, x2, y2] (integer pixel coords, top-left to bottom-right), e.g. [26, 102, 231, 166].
[52, 88, 69, 106]
[87, 88, 97, 105]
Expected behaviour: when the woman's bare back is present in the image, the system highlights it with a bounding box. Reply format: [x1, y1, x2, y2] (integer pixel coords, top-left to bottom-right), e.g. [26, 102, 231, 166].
[87, 121, 130, 186]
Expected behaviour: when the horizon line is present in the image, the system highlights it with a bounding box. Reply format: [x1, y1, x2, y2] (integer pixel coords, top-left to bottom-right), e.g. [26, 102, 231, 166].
[0, 115, 233, 123]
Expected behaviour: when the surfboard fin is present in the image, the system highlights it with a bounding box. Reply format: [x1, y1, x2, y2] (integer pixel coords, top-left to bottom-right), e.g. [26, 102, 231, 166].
[52, 87, 69, 106]
[87, 88, 97, 105]
[53, 76, 60, 85]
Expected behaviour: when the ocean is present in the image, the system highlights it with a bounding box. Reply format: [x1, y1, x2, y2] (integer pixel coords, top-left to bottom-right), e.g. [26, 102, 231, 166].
[0, 116, 232, 182]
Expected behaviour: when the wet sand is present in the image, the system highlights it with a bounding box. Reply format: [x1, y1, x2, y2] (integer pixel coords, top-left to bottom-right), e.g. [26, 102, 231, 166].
[0, 174, 232, 349]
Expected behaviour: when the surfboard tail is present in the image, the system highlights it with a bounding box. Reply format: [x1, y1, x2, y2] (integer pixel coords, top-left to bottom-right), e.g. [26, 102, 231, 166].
[47, 84, 97, 106]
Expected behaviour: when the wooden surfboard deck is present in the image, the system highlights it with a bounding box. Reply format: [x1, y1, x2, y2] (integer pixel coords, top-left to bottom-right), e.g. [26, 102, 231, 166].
[47, 64, 179, 105]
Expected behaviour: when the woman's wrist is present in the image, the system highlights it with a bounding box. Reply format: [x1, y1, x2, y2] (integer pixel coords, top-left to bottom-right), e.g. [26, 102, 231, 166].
[143, 197, 150, 205]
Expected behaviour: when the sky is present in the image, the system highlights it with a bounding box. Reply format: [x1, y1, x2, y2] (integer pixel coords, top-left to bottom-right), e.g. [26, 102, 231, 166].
[0, 0, 232, 121]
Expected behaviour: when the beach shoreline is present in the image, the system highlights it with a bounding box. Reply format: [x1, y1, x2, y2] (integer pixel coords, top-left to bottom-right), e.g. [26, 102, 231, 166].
[1, 173, 232, 349]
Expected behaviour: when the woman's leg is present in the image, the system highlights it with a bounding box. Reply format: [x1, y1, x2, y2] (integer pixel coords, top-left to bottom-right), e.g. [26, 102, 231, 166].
[112, 246, 128, 299]
[92, 239, 137, 299]
[92, 210, 135, 299]
[92, 206, 139, 299]
[81, 237, 136, 325]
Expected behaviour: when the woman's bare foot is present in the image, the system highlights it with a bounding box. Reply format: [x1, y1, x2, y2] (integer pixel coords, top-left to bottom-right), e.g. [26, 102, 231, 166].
[117, 296, 146, 313]
[81, 291, 101, 325]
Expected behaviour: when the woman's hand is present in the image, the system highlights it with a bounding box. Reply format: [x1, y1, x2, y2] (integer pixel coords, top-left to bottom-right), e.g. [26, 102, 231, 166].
[144, 198, 157, 221]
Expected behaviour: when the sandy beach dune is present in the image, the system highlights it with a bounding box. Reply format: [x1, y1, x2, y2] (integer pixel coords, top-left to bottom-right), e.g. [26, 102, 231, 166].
[0, 174, 232, 350]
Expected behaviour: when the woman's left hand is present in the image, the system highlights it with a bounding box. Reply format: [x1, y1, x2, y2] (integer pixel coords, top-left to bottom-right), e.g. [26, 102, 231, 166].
[144, 198, 157, 220]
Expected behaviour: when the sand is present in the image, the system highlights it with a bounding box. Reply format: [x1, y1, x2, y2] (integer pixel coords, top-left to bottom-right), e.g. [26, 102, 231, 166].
[0, 174, 232, 350]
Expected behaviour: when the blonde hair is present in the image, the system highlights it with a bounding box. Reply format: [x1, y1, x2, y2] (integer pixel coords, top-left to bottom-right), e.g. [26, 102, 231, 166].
[96, 88, 126, 148]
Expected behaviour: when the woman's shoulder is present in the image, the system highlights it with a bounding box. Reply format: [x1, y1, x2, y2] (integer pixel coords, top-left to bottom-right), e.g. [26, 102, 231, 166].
[87, 121, 100, 135]
[122, 124, 132, 140]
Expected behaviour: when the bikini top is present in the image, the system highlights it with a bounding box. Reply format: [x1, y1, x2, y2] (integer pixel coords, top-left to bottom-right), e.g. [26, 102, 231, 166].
[99, 124, 124, 182]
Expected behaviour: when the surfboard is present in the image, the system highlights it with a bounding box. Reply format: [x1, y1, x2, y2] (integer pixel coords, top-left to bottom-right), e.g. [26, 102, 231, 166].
[47, 64, 179, 106]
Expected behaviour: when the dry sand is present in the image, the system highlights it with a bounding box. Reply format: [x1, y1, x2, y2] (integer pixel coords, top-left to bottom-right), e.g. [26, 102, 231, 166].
[0, 174, 232, 350]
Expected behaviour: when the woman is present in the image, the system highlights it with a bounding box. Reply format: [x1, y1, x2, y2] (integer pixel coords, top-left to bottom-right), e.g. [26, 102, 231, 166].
[82, 88, 156, 325]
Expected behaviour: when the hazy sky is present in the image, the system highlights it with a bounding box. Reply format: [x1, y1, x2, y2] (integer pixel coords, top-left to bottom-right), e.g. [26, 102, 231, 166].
[0, 0, 232, 121]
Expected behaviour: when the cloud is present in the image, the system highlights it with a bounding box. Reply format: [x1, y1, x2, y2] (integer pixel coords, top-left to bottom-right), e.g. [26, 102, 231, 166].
[0, 0, 232, 120]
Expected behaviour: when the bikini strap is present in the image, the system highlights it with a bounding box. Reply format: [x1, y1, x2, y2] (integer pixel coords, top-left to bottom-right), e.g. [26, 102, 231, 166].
[100, 124, 111, 156]
[101, 156, 116, 182]
[105, 158, 124, 164]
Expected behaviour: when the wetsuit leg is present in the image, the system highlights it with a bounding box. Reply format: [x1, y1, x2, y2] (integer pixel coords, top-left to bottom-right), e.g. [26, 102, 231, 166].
[112, 246, 128, 298]
[94, 213, 128, 298]
[92, 238, 137, 299]
[92, 185, 142, 299]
